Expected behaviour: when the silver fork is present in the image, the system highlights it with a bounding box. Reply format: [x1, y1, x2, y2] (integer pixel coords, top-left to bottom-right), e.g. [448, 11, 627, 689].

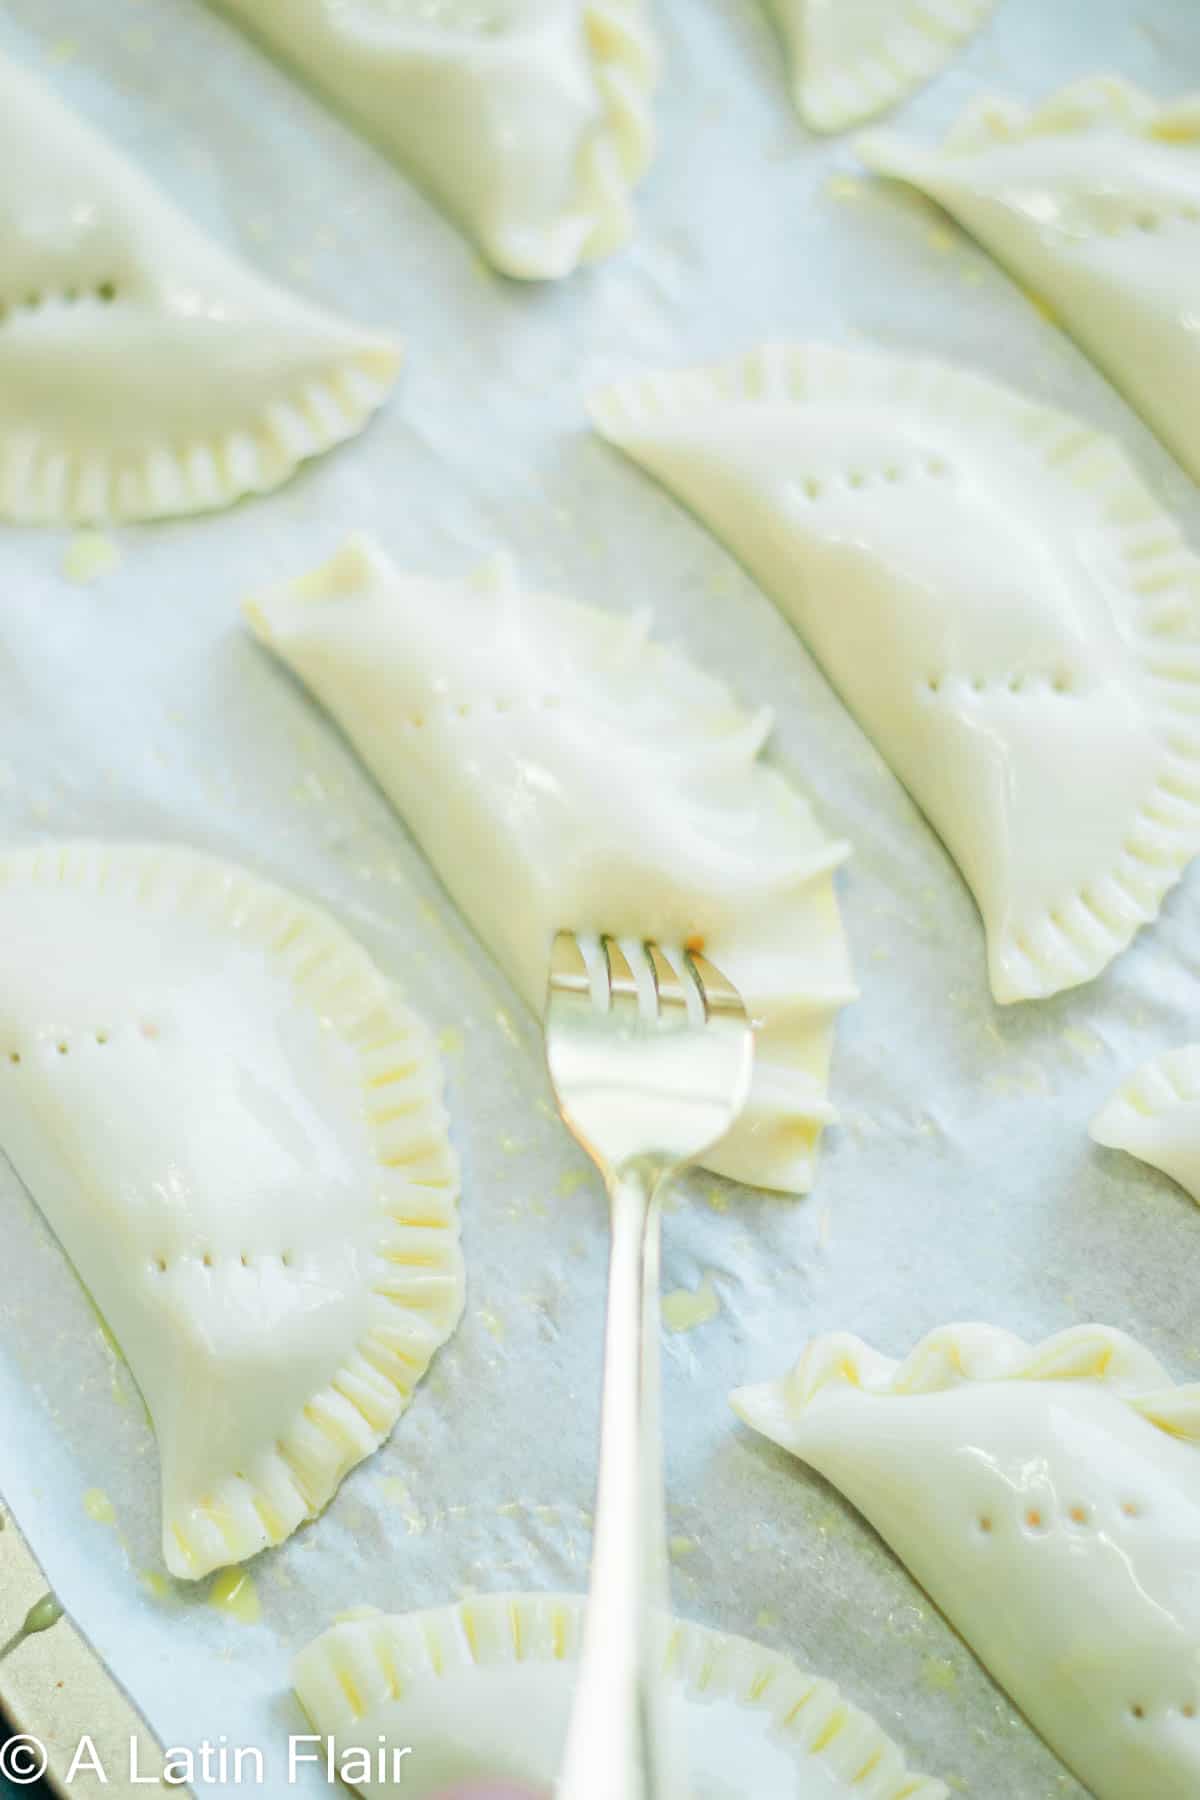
[545, 933, 754, 1800]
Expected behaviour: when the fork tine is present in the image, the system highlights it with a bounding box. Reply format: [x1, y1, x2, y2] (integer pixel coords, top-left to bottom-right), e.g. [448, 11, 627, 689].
[646, 943, 687, 1017]
[686, 949, 747, 1021]
[550, 929, 591, 995]
[603, 937, 641, 1021]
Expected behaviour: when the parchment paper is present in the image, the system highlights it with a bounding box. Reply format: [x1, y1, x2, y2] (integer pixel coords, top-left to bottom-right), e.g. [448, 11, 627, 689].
[1, 1, 1198, 1794]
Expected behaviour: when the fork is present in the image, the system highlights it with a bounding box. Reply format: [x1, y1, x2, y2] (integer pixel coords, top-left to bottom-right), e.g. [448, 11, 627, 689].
[545, 933, 754, 1800]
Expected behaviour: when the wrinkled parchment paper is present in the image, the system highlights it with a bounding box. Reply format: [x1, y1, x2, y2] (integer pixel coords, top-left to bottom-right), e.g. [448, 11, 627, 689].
[1, 1, 1199, 1794]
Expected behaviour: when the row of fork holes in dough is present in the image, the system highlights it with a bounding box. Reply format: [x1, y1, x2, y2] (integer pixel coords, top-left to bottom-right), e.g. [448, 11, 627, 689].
[976, 1498, 1141, 1535]
[0, 281, 120, 323]
[401, 693, 562, 730]
[3, 1033, 293, 1274]
[924, 669, 1077, 696]
[150, 1249, 296, 1274]
[791, 455, 950, 501]
[6, 1020, 158, 1063]
[974, 1499, 1196, 1726]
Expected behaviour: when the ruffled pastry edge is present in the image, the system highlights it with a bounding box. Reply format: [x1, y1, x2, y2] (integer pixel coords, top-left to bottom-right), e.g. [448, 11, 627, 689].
[245, 532, 857, 1197]
[1, 343, 399, 527]
[570, 0, 659, 270]
[292, 1590, 949, 1799]
[590, 341, 1200, 1004]
[1091, 1044, 1200, 1203]
[858, 72, 1200, 168]
[0, 841, 463, 1579]
[774, 0, 997, 135]
[733, 1322, 1200, 1447]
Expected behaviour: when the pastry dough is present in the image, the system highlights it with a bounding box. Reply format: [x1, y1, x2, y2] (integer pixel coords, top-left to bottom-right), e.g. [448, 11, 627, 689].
[1092, 1046, 1200, 1203]
[765, 0, 996, 134]
[734, 1323, 1200, 1800]
[858, 77, 1200, 482]
[0, 843, 462, 1579]
[213, 0, 658, 280]
[293, 1590, 948, 1797]
[244, 536, 856, 1195]
[0, 51, 399, 526]
[590, 343, 1200, 1004]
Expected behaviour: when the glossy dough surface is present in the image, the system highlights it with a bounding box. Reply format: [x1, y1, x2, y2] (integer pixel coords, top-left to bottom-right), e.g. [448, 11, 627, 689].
[0, 50, 399, 525]
[0, 844, 463, 1579]
[1092, 1045, 1200, 1204]
[766, 0, 996, 133]
[293, 1590, 948, 1797]
[591, 343, 1200, 1003]
[858, 77, 1200, 482]
[246, 536, 855, 1195]
[214, 0, 658, 280]
[734, 1323, 1200, 1800]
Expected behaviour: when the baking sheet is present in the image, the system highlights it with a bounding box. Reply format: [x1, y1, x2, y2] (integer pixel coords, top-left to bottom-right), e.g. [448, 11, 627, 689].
[1, 0, 1199, 1793]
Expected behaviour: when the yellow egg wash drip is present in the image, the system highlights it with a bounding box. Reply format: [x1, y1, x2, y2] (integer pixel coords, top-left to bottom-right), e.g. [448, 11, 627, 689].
[62, 531, 121, 584]
[662, 1274, 721, 1334]
[208, 1569, 261, 1625]
[83, 1488, 116, 1525]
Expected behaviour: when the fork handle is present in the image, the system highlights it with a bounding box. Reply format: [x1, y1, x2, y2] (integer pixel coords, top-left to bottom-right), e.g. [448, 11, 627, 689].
[556, 1161, 681, 1800]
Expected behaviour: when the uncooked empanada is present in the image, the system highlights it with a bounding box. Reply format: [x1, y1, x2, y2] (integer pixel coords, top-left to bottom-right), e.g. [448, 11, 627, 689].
[734, 1323, 1200, 1800]
[858, 77, 1200, 482]
[0, 844, 462, 1579]
[0, 51, 399, 525]
[591, 343, 1200, 1004]
[1092, 1046, 1200, 1204]
[245, 536, 855, 1195]
[213, 0, 658, 280]
[765, 0, 996, 134]
[293, 1590, 948, 1797]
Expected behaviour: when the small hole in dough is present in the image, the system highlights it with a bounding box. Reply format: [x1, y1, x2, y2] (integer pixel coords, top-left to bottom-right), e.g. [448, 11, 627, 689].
[847, 470, 866, 489]
[1135, 213, 1158, 232]
[154, 1257, 167, 1274]
[1025, 1508, 1044, 1530]
[240, 1253, 250, 1268]
[926, 674, 942, 694]
[202, 1254, 214, 1269]
[803, 477, 822, 500]
[8, 1051, 21, 1065]
[1122, 1500, 1141, 1518]
[977, 1515, 993, 1534]
[57, 1042, 69, 1056]
[96, 1031, 108, 1045]
[97, 281, 118, 303]
[1184, 1703, 1196, 1720]
[1052, 670, 1073, 693]
[1131, 1704, 1146, 1721]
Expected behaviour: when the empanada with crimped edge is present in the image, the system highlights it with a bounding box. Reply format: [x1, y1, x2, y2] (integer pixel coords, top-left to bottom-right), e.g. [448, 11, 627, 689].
[0, 843, 462, 1579]
[591, 343, 1200, 1003]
